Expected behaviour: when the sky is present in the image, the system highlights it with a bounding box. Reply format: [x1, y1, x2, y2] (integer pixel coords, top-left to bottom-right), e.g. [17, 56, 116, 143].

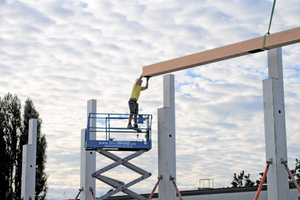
[1, 0, 300, 199]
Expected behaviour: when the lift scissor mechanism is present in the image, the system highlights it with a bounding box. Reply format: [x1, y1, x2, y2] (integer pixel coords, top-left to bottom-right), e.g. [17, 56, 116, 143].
[93, 149, 151, 200]
[85, 113, 153, 200]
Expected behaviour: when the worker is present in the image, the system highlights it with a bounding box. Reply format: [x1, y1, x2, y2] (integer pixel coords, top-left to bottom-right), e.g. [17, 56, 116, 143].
[128, 74, 149, 130]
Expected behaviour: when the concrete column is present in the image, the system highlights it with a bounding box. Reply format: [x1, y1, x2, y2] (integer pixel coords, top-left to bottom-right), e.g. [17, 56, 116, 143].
[80, 99, 97, 200]
[158, 74, 177, 200]
[21, 119, 37, 200]
[263, 48, 289, 200]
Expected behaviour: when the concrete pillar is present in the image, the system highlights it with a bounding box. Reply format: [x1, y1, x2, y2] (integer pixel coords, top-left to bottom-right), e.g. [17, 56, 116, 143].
[21, 119, 37, 200]
[158, 74, 177, 200]
[80, 99, 97, 200]
[263, 48, 289, 200]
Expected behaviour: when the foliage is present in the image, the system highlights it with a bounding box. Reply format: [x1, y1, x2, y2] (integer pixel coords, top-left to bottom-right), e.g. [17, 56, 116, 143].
[255, 171, 267, 186]
[0, 93, 48, 200]
[0, 93, 22, 199]
[289, 159, 300, 185]
[231, 170, 255, 187]
[232, 158, 300, 188]
[244, 173, 255, 187]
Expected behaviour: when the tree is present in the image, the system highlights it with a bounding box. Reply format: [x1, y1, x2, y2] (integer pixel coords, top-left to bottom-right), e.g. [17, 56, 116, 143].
[255, 159, 299, 186]
[290, 158, 300, 185]
[295, 159, 300, 184]
[0, 96, 11, 199]
[22, 98, 48, 200]
[231, 170, 255, 187]
[232, 159, 300, 188]
[244, 173, 255, 187]
[0, 94, 48, 200]
[231, 170, 244, 187]
[231, 173, 239, 187]
[0, 93, 22, 199]
[255, 171, 267, 186]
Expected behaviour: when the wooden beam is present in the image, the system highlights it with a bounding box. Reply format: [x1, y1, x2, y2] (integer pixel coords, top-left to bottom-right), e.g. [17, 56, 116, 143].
[143, 27, 300, 77]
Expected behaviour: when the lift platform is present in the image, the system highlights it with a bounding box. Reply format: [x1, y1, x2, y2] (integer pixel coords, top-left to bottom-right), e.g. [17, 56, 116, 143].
[84, 113, 153, 200]
[85, 113, 152, 151]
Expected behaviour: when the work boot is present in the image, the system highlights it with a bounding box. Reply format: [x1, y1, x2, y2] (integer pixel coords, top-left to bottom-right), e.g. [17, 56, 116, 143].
[127, 123, 134, 129]
[134, 124, 138, 129]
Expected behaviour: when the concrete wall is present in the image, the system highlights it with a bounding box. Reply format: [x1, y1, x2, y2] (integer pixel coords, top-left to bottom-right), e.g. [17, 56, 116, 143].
[149, 188, 299, 200]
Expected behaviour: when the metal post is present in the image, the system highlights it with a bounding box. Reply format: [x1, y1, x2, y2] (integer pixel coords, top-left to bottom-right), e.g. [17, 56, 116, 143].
[158, 74, 177, 200]
[263, 48, 289, 200]
[21, 119, 37, 200]
[80, 100, 97, 200]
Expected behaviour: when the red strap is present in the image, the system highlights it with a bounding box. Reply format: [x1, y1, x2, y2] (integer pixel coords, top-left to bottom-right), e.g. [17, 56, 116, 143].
[283, 162, 300, 194]
[171, 179, 183, 200]
[74, 189, 82, 200]
[90, 188, 96, 200]
[147, 176, 162, 200]
[254, 162, 270, 200]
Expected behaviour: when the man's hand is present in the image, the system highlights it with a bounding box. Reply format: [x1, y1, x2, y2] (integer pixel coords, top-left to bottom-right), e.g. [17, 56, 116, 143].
[141, 76, 150, 91]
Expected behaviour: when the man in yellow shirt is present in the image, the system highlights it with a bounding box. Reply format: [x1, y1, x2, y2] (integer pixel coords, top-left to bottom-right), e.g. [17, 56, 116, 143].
[128, 74, 149, 130]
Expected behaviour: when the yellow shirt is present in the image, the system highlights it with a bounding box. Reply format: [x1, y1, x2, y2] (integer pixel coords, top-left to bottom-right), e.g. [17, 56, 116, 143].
[130, 83, 142, 100]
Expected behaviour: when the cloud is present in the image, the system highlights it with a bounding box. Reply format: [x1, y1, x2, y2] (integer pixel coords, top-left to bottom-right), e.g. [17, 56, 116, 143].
[1, 0, 300, 199]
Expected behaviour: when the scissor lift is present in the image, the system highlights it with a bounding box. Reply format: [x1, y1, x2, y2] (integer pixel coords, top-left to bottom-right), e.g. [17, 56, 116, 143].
[85, 113, 152, 200]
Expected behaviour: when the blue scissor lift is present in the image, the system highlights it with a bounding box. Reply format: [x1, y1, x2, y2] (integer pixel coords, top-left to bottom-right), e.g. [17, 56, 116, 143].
[85, 113, 152, 200]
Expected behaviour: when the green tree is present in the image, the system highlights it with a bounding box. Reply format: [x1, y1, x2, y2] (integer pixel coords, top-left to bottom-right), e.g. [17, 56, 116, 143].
[231, 170, 255, 187]
[231, 170, 244, 187]
[244, 173, 255, 187]
[0, 93, 22, 199]
[255, 171, 267, 186]
[295, 159, 300, 184]
[232, 159, 300, 188]
[231, 173, 239, 187]
[290, 158, 300, 185]
[0, 94, 48, 200]
[22, 98, 48, 200]
[0, 97, 11, 199]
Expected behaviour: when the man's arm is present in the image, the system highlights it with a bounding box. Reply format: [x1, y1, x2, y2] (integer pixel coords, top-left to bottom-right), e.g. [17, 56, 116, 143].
[135, 74, 143, 85]
[141, 77, 149, 91]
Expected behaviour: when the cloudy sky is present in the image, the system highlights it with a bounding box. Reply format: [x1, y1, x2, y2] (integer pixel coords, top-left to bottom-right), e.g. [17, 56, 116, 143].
[1, 0, 300, 199]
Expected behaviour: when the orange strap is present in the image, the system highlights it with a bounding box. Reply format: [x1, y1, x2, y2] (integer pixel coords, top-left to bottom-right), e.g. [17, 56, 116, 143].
[147, 176, 162, 200]
[254, 161, 271, 200]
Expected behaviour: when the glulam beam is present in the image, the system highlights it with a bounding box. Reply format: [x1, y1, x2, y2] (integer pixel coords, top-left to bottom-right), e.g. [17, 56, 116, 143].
[142, 27, 300, 77]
